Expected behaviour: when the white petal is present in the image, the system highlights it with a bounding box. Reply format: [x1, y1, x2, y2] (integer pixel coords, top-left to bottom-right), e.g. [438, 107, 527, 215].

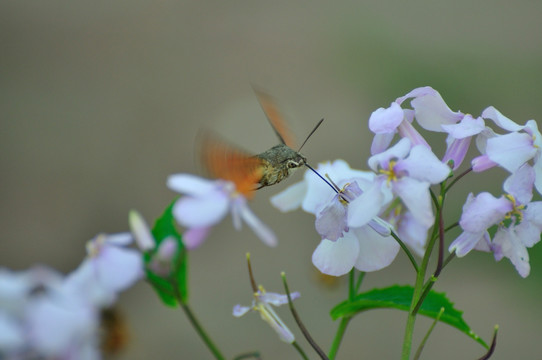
[0, 312, 24, 351]
[486, 132, 536, 173]
[167, 174, 217, 196]
[351, 227, 400, 271]
[129, 210, 155, 251]
[493, 228, 530, 277]
[348, 180, 386, 228]
[449, 231, 486, 257]
[261, 291, 299, 306]
[95, 246, 143, 292]
[238, 201, 277, 247]
[368, 103, 404, 134]
[368, 137, 411, 172]
[302, 160, 366, 214]
[441, 115, 485, 139]
[172, 192, 229, 228]
[393, 178, 434, 228]
[481, 106, 524, 132]
[233, 304, 251, 317]
[103, 232, 133, 246]
[311, 234, 359, 276]
[411, 90, 463, 132]
[399, 145, 451, 184]
[503, 164, 534, 204]
[371, 132, 396, 155]
[270, 181, 307, 212]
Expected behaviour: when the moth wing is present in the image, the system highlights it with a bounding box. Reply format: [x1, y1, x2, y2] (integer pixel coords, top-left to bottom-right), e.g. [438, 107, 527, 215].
[253, 87, 297, 149]
[200, 132, 264, 198]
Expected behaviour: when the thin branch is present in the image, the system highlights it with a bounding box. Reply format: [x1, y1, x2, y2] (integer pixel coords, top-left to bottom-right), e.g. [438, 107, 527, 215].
[281, 273, 330, 360]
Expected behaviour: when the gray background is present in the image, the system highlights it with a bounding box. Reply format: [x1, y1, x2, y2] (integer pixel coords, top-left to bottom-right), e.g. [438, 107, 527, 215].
[2, 1, 542, 359]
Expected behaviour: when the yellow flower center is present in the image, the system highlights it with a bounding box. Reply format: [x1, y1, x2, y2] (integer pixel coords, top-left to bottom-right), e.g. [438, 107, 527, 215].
[379, 160, 398, 184]
[503, 194, 525, 224]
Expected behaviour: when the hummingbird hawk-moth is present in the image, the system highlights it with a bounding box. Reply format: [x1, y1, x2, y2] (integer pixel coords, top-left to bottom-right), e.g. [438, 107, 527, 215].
[200, 88, 323, 198]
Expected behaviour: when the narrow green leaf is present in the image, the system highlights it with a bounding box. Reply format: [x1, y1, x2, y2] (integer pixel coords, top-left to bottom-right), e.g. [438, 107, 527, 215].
[330, 285, 487, 348]
[145, 198, 189, 306]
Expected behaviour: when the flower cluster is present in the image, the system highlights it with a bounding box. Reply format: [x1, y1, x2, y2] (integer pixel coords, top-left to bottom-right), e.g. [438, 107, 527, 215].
[0, 234, 143, 359]
[269, 86, 542, 277]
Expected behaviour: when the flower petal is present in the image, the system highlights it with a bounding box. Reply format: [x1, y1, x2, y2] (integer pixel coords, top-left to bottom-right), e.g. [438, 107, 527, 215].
[232, 304, 251, 317]
[393, 178, 434, 228]
[315, 196, 347, 241]
[481, 106, 524, 132]
[398, 145, 451, 184]
[183, 227, 211, 250]
[486, 132, 536, 173]
[352, 226, 400, 271]
[311, 233, 359, 276]
[411, 89, 463, 132]
[237, 200, 277, 247]
[449, 231, 487, 257]
[493, 228, 530, 277]
[172, 191, 229, 228]
[167, 174, 217, 196]
[503, 164, 534, 204]
[368, 103, 404, 134]
[270, 180, 307, 212]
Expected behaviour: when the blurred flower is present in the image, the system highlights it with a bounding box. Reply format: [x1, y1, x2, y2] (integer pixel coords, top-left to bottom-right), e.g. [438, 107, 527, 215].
[129, 210, 179, 276]
[65, 233, 143, 307]
[233, 285, 299, 343]
[0, 266, 101, 359]
[168, 174, 276, 247]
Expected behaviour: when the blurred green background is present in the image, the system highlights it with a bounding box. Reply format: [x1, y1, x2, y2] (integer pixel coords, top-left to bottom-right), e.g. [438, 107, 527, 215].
[2, 0, 542, 359]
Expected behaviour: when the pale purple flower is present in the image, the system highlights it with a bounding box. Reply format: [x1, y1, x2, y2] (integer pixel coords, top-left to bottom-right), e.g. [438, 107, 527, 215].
[312, 226, 400, 276]
[0, 266, 63, 357]
[441, 114, 486, 169]
[233, 286, 300, 343]
[450, 164, 542, 277]
[448, 192, 511, 257]
[349, 138, 451, 229]
[0, 266, 101, 359]
[65, 232, 143, 307]
[271, 160, 399, 276]
[369, 92, 431, 154]
[473, 108, 542, 196]
[168, 174, 276, 247]
[26, 289, 99, 359]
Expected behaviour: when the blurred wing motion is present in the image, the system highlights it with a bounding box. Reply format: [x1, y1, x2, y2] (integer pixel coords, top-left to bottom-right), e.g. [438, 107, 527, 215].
[253, 87, 297, 148]
[200, 132, 264, 198]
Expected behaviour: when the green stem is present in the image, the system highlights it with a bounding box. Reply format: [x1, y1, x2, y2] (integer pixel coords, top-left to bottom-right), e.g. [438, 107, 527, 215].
[179, 302, 226, 360]
[328, 317, 351, 360]
[292, 341, 310, 360]
[172, 275, 225, 360]
[390, 230, 419, 272]
[413, 307, 444, 360]
[401, 194, 444, 359]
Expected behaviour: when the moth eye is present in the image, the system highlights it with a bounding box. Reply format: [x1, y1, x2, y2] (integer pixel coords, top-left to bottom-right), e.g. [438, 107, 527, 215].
[287, 161, 298, 168]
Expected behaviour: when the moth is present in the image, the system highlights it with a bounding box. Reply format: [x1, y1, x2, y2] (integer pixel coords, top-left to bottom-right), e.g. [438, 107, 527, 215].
[200, 88, 323, 198]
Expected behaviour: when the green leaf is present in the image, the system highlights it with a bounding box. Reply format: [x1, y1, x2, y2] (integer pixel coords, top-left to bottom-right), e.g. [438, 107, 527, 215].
[330, 285, 487, 348]
[145, 198, 188, 306]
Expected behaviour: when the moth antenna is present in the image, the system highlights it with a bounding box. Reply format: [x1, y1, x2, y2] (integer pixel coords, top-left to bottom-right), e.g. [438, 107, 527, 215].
[304, 163, 339, 194]
[298, 118, 324, 152]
